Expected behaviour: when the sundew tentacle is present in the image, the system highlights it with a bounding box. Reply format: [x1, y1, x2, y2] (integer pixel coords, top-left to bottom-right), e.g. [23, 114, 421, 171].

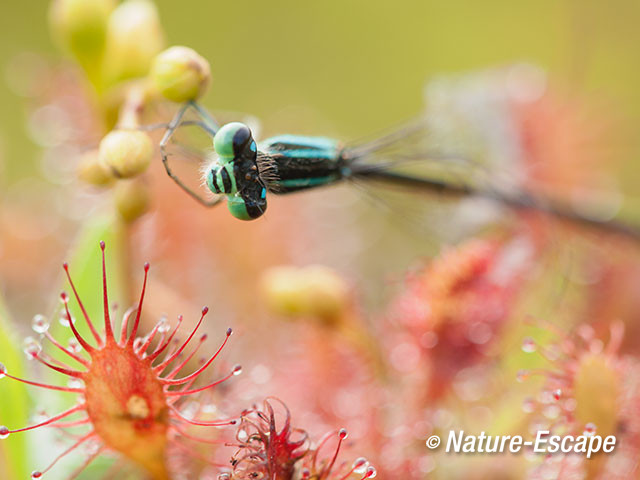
[164, 366, 241, 396]
[61, 292, 95, 354]
[30, 431, 97, 478]
[43, 331, 90, 367]
[118, 306, 137, 346]
[136, 316, 169, 356]
[1, 404, 84, 436]
[163, 334, 208, 380]
[2, 371, 84, 393]
[161, 328, 233, 386]
[63, 262, 102, 345]
[148, 315, 183, 362]
[154, 307, 210, 373]
[125, 262, 149, 348]
[169, 406, 237, 427]
[99, 241, 116, 342]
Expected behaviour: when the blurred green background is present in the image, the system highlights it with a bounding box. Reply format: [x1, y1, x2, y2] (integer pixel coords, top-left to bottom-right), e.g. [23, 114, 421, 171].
[1, 0, 640, 184]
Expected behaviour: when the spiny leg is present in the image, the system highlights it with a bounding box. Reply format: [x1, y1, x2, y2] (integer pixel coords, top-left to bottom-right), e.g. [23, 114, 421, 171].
[159, 102, 223, 207]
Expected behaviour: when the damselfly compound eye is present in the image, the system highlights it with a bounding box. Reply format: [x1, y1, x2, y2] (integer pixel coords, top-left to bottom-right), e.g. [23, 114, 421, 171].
[213, 122, 253, 158]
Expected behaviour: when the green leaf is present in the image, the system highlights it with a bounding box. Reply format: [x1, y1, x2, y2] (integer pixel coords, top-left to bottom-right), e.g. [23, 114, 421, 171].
[0, 293, 30, 479]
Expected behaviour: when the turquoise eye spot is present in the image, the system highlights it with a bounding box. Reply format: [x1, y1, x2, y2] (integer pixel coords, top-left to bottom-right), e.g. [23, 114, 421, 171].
[213, 122, 248, 159]
[226, 196, 251, 221]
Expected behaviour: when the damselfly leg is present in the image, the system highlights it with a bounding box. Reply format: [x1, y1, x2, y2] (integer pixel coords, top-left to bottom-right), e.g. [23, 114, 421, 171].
[158, 101, 222, 207]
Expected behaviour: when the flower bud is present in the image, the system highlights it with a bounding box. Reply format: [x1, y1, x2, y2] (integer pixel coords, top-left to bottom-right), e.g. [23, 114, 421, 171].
[99, 130, 153, 178]
[260, 267, 302, 316]
[150, 46, 211, 102]
[102, 0, 164, 85]
[114, 179, 150, 222]
[77, 149, 115, 187]
[49, 0, 115, 70]
[261, 265, 349, 324]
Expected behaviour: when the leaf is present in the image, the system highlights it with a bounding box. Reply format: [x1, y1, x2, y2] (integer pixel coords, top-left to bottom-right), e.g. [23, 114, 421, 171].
[0, 292, 30, 479]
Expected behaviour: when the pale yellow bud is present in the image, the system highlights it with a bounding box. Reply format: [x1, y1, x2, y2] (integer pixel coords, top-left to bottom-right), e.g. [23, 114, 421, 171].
[99, 130, 153, 178]
[102, 0, 164, 85]
[77, 149, 116, 186]
[261, 267, 306, 317]
[261, 265, 350, 325]
[150, 46, 211, 102]
[49, 0, 115, 69]
[299, 266, 350, 321]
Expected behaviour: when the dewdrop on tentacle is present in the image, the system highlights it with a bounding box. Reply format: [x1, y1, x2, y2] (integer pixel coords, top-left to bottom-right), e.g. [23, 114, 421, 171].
[0, 242, 240, 479]
[31, 314, 50, 334]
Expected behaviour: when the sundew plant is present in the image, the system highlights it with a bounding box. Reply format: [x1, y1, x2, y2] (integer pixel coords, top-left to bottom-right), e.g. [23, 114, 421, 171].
[2, 1, 640, 479]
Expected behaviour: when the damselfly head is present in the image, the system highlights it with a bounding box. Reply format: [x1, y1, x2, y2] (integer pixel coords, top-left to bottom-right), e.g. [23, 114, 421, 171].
[206, 122, 267, 220]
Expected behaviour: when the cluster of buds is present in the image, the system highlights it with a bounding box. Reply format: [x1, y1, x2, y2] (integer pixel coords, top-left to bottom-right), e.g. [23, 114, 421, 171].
[49, 0, 214, 223]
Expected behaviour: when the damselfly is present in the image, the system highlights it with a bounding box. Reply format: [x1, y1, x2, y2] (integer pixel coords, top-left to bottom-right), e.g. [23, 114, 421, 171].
[143, 70, 640, 240]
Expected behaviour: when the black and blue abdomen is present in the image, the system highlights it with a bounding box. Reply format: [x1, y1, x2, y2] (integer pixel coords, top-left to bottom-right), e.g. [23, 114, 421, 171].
[259, 135, 345, 193]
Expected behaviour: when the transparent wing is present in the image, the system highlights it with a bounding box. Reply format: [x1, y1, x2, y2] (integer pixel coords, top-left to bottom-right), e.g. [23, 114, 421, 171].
[139, 102, 262, 207]
[340, 63, 640, 242]
[341, 114, 524, 242]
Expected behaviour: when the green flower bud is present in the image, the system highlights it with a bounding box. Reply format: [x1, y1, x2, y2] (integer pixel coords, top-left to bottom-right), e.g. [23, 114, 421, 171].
[102, 0, 164, 85]
[150, 46, 211, 102]
[99, 130, 153, 178]
[114, 179, 150, 222]
[77, 149, 116, 187]
[49, 0, 115, 70]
